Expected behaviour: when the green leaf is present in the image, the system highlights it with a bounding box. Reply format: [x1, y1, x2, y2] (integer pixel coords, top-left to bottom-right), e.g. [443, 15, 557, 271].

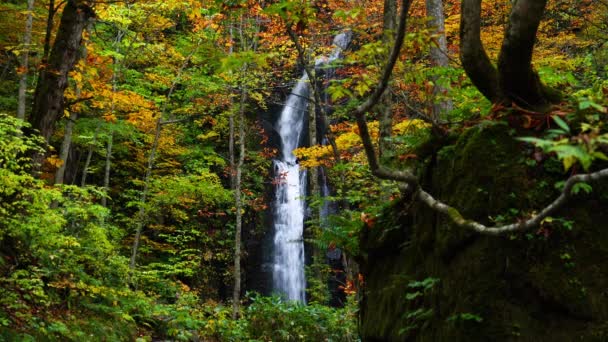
[552, 116, 570, 134]
[572, 182, 593, 194]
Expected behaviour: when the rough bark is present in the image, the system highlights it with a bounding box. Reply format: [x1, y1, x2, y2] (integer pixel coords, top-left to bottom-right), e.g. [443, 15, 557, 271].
[17, 0, 35, 121]
[30, 0, 93, 142]
[426, 0, 453, 120]
[459, 0, 500, 102]
[498, 0, 551, 109]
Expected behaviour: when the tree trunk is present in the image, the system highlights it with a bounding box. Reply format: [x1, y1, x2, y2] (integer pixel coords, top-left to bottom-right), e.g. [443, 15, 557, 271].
[101, 130, 113, 207]
[497, 0, 552, 109]
[80, 124, 98, 187]
[54, 114, 76, 185]
[379, 0, 397, 158]
[460, 0, 557, 110]
[426, 0, 453, 120]
[459, 0, 500, 103]
[308, 83, 319, 209]
[17, 0, 35, 121]
[129, 116, 161, 270]
[29, 0, 93, 142]
[42, 0, 56, 64]
[232, 88, 246, 319]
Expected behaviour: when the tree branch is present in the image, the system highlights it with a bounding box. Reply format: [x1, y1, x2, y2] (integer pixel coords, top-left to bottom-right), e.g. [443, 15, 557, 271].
[417, 168, 608, 236]
[345, 0, 605, 237]
[352, 0, 417, 183]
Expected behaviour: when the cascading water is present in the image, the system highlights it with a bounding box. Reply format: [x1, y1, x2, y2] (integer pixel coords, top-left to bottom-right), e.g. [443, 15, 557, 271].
[272, 32, 351, 302]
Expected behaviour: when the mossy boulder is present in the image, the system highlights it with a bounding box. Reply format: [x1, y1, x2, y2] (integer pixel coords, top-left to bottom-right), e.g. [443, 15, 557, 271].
[359, 122, 608, 341]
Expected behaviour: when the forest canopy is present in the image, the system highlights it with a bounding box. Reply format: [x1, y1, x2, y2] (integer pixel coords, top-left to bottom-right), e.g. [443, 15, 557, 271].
[0, 0, 607, 340]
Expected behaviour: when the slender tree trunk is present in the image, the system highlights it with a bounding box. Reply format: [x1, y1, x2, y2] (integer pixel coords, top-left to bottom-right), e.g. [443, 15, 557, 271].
[80, 124, 99, 187]
[228, 25, 236, 189]
[232, 88, 246, 319]
[379, 0, 396, 158]
[30, 0, 93, 142]
[129, 115, 161, 270]
[17, 0, 35, 121]
[54, 113, 76, 185]
[129, 42, 200, 271]
[229, 116, 235, 186]
[308, 83, 319, 209]
[101, 130, 113, 207]
[42, 0, 56, 64]
[426, 0, 453, 120]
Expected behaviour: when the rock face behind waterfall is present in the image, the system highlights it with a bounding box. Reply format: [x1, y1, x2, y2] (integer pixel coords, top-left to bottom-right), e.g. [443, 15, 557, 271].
[358, 124, 608, 341]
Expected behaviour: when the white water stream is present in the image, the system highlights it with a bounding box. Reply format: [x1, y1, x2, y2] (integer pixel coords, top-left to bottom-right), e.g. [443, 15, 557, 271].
[272, 32, 351, 302]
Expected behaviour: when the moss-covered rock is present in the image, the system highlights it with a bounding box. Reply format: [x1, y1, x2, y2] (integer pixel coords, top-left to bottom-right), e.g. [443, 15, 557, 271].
[359, 122, 608, 341]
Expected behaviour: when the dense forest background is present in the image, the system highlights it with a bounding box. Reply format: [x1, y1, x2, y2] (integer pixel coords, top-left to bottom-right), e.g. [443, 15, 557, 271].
[0, 0, 607, 340]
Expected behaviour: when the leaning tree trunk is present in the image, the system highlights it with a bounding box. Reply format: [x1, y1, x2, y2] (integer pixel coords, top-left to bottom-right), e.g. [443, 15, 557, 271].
[459, 0, 500, 103]
[29, 0, 93, 142]
[460, 0, 558, 110]
[497, 0, 553, 109]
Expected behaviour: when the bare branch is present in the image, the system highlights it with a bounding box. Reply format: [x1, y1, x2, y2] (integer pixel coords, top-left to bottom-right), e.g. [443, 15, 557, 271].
[417, 168, 608, 236]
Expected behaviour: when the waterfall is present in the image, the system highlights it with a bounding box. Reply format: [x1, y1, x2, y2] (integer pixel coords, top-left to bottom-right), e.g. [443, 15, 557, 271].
[272, 31, 351, 303]
[272, 75, 309, 302]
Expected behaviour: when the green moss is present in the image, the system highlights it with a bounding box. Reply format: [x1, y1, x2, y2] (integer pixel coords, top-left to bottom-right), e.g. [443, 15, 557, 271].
[359, 122, 608, 341]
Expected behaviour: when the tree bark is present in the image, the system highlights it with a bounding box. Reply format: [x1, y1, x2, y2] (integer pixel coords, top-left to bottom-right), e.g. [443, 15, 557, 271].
[426, 0, 453, 120]
[308, 82, 319, 207]
[42, 0, 56, 64]
[460, 0, 557, 110]
[54, 114, 76, 185]
[497, 0, 552, 109]
[232, 88, 246, 319]
[17, 0, 35, 121]
[379, 0, 397, 158]
[29, 0, 93, 142]
[459, 0, 500, 103]
[101, 130, 113, 207]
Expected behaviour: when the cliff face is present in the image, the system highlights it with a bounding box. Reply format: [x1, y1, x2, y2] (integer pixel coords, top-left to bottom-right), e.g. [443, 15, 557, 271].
[359, 123, 608, 341]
